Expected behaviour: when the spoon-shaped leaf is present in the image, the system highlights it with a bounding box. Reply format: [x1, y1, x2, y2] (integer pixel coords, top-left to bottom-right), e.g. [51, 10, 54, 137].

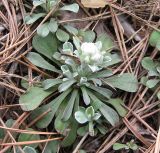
[99, 103, 119, 126]
[27, 52, 61, 73]
[32, 33, 58, 60]
[61, 89, 78, 121]
[19, 86, 53, 111]
[31, 88, 72, 128]
[104, 73, 138, 92]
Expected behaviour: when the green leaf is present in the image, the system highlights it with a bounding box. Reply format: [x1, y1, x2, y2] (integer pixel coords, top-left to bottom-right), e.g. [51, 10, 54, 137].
[43, 141, 59, 153]
[93, 113, 101, 121]
[31, 89, 72, 128]
[56, 29, 69, 42]
[27, 52, 61, 73]
[104, 73, 138, 92]
[18, 128, 40, 148]
[48, 18, 58, 33]
[142, 57, 155, 71]
[113, 143, 128, 150]
[89, 78, 102, 86]
[88, 85, 112, 99]
[60, 3, 79, 13]
[99, 103, 119, 126]
[157, 42, 160, 50]
[25, 13, 45, 24]
[87, 91, 102, 110]
[81, 87, 90, 105]
[31, 104, 55, 129]
[21, 76, 30, 89]
[23, 146, 37, 153]
[6, 119, 15, 127]
[32, 33, 58, 60]
[140, 76, 148, 85]
[108, 99, 127, 117]
[20, 76, 42, 89]
[0, 119, 15, 139]
[75, 109, 88, 124]
[88, 121, 94, 136]
[19, 86, 52, 111]
[61, 65, 73, 78]
[33, 0, 45, 7]
[97, 125, 107, 135]
[63, 42, 73, 54]
[58, 79, 76, 92]
[55, 114, 69, 133]
[130, 144, 138, 151]
[104, 53, 121, 67]
[61, 89, 78, 121]
[96, 34, 114, 51]
[149, 30, 160, 50]
[37, 23, 50, 37]
[86, 106, 95, 119]
[0, 128, 4, 139]
[79, 30, 95, 42]
[146, 79, 160, 88]
[83, 30, 96, 42]
[74, 94, 80, 112]
[148, 69, 159, 77]
[63, 25, 78, 35]
[88, 69, 113, 79]
[73, 36, 81, 50]
[77, 126, 88, 136]
[61, 119, 78, 147]
[42, 79, 62, 90]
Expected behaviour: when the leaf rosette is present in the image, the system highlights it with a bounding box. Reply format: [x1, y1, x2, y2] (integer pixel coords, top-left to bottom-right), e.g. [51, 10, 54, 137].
[19, 31, 138, 146]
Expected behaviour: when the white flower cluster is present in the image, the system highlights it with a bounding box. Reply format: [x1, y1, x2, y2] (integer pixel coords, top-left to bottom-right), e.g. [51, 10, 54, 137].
[59, 41, 112, 72]
[79, 42, 111, 72]
[80, 42, 103, 63]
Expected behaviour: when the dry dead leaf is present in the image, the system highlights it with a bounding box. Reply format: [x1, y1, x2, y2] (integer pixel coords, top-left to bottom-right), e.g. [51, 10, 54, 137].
[81, 0, 107, 8]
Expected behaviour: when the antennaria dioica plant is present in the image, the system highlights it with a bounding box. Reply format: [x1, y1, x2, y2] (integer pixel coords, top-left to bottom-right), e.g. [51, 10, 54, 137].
[20, 30, 138, 146]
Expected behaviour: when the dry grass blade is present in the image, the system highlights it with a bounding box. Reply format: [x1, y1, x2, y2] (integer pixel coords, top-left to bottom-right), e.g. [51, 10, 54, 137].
[0, 137, 63, 146]
[154, 127, 160, 153]
[0, 126, 58, 135]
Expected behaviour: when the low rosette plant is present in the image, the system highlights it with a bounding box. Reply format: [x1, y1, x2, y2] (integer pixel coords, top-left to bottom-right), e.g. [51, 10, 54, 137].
[113, 140, 138, 151]
[141, 57, 160, 99]
[20, 32, 138, 146]
[75, 106, 102, 136]
[25, 0, 79, 40]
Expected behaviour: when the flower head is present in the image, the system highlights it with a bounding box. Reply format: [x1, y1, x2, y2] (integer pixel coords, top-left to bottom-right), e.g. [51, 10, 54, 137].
[80, 42, 103, 64]
[81, 42, 100, 56]
[60, 40, 113, 72]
